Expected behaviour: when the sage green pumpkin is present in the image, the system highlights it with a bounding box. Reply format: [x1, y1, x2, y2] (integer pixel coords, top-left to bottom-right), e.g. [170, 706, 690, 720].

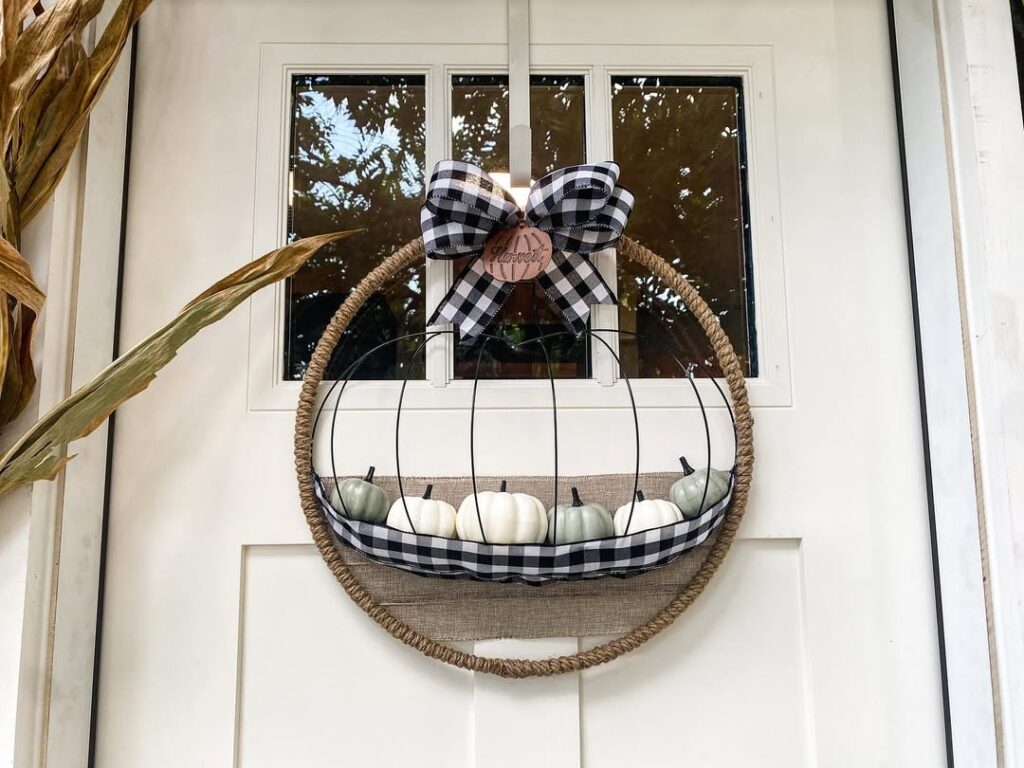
[669, 456, 731, 520]
[329, 466, 389, 523]
[547, 487, 614, 544]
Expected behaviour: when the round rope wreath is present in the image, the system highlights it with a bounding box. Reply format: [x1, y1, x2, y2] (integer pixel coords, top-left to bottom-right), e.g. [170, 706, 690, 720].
[293, 235, 754, 678]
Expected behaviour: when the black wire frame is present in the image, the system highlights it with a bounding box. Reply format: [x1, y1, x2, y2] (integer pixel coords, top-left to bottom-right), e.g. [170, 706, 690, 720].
[310, 326, 737, 543]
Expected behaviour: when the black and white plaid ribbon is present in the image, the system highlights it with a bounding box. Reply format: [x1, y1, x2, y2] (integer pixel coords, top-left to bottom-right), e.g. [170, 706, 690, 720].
[422, 160, 634, 342]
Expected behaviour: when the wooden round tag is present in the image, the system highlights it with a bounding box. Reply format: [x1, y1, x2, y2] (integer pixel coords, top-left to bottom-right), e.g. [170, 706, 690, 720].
[480, 223, 553, 283]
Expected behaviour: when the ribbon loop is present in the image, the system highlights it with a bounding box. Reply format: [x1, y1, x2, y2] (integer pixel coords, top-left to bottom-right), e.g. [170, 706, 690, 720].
[421, 160, 632, 342]
[525, 162, 617, 227]
[422, 161, 520, 259]
[526, 162, 634, 253]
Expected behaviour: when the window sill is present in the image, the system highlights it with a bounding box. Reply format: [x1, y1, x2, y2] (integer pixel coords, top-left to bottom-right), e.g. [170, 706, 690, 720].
[248, 374, 790, 412]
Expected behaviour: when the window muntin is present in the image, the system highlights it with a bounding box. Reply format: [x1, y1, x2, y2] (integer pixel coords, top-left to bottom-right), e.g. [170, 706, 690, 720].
[612, 75, 756, 378]
[285, 74, 426, 381]
[450, 74, 589, 380]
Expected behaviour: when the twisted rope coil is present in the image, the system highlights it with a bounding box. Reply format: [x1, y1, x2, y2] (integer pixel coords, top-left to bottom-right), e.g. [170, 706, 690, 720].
[293, 236, 754, 678]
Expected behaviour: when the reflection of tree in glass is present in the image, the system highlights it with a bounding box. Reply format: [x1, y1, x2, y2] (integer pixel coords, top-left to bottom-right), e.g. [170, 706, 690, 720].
[286, 75, 426, 380]
[451, 75, 590, 379]
[613, 77, 754, 378]
[451, 76, 585, 177]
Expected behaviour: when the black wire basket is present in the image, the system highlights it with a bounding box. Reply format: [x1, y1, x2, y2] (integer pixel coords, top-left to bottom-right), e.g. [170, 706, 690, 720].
[309, 325, 738, 585]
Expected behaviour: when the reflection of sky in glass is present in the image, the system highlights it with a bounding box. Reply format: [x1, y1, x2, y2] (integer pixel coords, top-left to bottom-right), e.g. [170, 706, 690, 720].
[297, 89, 423, 208]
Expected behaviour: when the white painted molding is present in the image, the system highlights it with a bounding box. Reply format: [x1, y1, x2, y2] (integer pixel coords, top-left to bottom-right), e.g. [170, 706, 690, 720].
[890, 0, 997, 764]
[891, 0, 1024, 764]
[41, 32, 135, 768]
[12, 10, 134, 768]
[11, 140, 87, 768]
[931, 0, 1024, 764]
[473, 638, 580, 768]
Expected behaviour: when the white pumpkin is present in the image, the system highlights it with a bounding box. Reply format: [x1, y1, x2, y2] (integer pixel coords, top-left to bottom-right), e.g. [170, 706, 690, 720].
[613, 491, 684, 536]
[456, 481, 547, 544]
[386, 484, 457, 538]
[670, 456, 731, 519]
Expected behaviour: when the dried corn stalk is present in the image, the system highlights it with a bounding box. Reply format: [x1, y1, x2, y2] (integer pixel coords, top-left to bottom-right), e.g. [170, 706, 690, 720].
[0, 0, 152, 426]
[0, 230, 357, 495]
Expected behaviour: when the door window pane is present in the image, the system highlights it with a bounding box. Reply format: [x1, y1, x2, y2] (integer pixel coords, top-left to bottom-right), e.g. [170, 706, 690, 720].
[612, 76, 756, 378]
[450, 74, 588, 379]
[285, 74, 426, 381]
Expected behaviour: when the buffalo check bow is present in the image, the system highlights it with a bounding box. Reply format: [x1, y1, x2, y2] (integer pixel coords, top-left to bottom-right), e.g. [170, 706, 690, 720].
[421, 160, 634, 343]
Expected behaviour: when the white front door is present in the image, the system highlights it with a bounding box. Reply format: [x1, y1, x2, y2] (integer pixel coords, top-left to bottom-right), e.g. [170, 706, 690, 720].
[94, 1, 947, 765]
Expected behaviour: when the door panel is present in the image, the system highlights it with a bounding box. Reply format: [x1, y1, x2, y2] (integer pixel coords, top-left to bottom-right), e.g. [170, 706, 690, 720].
[582, 540, 809, 767]
[95, 1, 946, 766]
[236, 546, 473, 767]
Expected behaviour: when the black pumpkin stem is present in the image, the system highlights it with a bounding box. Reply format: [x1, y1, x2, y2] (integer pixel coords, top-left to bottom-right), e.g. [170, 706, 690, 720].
[364, 466, 376, 483]
[499, 480, 508, 493]
[636, 490, 646, 502]
[423, 484, 433, 500]
[679, 456, 695, 476]
[570, 487, 583, 507]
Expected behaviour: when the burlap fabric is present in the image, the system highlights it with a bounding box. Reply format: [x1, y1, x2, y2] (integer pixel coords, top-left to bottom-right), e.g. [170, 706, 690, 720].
[324, 472, 717, 640]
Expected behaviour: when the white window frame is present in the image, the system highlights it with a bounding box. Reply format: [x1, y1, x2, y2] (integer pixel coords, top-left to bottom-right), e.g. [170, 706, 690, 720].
[247, 43, 791, 411]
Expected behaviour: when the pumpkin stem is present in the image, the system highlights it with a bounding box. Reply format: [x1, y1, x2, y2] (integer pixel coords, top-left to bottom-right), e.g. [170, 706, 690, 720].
[570, 487, 583, 507]
[423, 484, 433, 500]
[679, 456, 695, 476]
[636, 490, 646, 502]
[364, 466, 376, 483]
[499, 480, 508, 493]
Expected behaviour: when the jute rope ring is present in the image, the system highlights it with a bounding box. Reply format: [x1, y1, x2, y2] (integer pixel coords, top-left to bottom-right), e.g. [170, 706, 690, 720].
[293, 236, 754, 678]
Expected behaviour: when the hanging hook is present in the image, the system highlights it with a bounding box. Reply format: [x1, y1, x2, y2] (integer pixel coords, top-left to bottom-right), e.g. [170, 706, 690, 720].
[508, 0, 532, 187]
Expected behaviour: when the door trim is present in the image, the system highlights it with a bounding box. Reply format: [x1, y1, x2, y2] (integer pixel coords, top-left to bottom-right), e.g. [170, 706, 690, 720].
[10, 11, 136, 768]
[16, 2, 1018, 765]
[888, 0, 997, 763]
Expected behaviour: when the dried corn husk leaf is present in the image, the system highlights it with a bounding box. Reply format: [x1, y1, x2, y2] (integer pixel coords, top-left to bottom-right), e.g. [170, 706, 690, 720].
[82, 0, 150, 104]
[1, 2, 36, 68]
[0, 0, 155, 429]
[0, 230, 356, 496]
[0, 233, 42, 421]
[1, 0, 84, 144]
[0, 289, 36, 423]
[0, 232, 44, 309]
[19, 0, 152, 222]
[15, 37, 86, 183]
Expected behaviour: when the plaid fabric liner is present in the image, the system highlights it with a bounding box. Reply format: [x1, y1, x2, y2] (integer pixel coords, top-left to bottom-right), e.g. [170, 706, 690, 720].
[313, 476, 733, 585]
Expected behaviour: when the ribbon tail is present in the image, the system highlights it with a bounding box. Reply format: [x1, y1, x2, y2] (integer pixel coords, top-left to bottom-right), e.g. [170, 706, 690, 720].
[427, 258, 514, 343]
[536, 251, 617, 336]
